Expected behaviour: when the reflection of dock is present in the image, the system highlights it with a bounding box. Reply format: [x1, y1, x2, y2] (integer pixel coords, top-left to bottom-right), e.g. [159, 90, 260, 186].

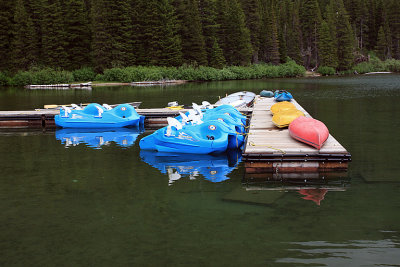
[242, 96, 351, 174]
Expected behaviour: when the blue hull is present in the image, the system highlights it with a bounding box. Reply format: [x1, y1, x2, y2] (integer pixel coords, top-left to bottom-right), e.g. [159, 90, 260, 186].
[274, 91, 293, 102]
[55, 103, 145, 128]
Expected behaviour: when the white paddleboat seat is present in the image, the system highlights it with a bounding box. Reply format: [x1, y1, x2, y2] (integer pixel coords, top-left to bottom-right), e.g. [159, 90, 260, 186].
[70, 104, 83, 110]
[61, 106, 72, 118]
[191, 103, 203, 118]
[102, 103, 113, 110]
[165, 117, 183, 136]
[94, 105, 104, 118]
[179, 112, 190, 125]
[187, 109, 203, 125]
[201, 101, 214, 109]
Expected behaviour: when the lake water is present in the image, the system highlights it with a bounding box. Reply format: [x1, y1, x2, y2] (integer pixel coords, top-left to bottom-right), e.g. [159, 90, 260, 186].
[1, 75, 400, 266]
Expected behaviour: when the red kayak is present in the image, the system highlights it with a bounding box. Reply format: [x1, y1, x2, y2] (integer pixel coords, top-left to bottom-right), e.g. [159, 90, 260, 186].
[289, 117, 329, 150]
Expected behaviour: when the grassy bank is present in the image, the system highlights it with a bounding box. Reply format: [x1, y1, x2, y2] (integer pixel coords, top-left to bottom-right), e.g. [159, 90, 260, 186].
[317, 57, 400, 76]
[0, 60, 305, 86]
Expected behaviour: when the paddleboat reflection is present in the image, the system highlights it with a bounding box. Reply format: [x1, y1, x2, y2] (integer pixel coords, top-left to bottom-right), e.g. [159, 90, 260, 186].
[56, 127, 144, 149]
[140, 150, 242, 185]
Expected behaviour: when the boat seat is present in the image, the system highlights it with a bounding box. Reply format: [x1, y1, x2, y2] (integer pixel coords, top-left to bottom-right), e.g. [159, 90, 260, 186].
[61, 106, 72, 118]
[201, 101, 214, 109]
[187, 110, 203, 125]
[71, 104, 83, 110]
[179, 112, 190, 124]
[94, 105, 104, 118]
[165, 117, 182, 136]
[102, 103, 113, 110]
[191, 103, 203, 118]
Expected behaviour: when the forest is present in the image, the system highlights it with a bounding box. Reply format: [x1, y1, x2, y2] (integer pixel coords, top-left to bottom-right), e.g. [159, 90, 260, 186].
[0, 0, 399, 84]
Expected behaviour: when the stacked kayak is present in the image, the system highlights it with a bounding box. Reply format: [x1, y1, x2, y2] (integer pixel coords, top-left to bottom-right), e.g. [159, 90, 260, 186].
[289, 116, 329, 150]
[139, 104, 246, 154]
[271, 101, 304, 128]
[55, 103, 145, 128]
[274, 90, 293, 102]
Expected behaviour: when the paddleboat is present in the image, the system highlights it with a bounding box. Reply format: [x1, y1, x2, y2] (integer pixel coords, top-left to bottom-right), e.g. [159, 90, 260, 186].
[55, 103, 145, 128]
[288, 116, 329, 150]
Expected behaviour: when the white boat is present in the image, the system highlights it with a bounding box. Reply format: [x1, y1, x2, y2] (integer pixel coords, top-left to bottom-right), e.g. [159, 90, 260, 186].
[215, 91, 256, 108]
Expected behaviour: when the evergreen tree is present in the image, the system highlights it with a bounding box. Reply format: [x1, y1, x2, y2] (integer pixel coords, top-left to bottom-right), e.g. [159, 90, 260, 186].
[300, 0, 322, 69]
[209, 38, 226, 68]
[174, 0, 207, 65]
[199, 0, 226, 67]
[259, 1, 280, 64]
[41, 0, 68, 68]
[286, 0, 303, 64]
[216, 0, 252, 65]
[335, 0, 355, 70]
[11, 0, 36, 70]
[65, 0, 90, 70]
[375, 26, 387, 60]
[388, 0, 400, 59]
[239, 0, 261, 63]
[25, 0, 44, 66]
[108, 0, 134, 67]
[318, 20, 338, 68]
[0, 0, 13, 71]
[91, 0, 112, 71]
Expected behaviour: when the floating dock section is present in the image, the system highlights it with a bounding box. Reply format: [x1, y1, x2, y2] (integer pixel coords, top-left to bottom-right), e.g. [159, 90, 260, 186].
[243, 96, 351, 177]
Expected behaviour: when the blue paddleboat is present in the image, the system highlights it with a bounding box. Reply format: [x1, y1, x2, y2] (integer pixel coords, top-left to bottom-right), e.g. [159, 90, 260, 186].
[55, 103, 145, 128]
[139, 119, 240, 154]
[274, 90, 293, 102]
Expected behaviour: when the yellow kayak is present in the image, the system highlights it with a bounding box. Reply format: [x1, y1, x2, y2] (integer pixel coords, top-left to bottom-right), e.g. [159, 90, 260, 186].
[270, 101, 296, 114]
[272, 109, 304, 128]
[165, 106, 184, 110]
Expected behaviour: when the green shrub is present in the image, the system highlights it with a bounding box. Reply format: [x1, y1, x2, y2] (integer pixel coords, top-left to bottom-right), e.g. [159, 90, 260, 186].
[10, 71, 33, 86]
[0, 72, 11, 86]
[384, 59, 400, 72]
[318, 66, 336, 76]
[73, 67, 96, 81]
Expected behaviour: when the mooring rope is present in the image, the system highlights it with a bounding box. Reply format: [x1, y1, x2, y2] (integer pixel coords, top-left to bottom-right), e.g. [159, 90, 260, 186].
[248, 141, 286, 154]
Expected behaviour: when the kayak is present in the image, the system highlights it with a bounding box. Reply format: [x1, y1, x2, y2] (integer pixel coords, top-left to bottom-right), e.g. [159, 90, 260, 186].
[272, 109, 304, 128]
[274, 90, 293, 102]
[289, 116, 329, 149]
[270, 101, 296, 114]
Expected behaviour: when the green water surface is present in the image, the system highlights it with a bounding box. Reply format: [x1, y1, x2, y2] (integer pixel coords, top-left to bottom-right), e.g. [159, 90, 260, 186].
[1, 75, 400, 266]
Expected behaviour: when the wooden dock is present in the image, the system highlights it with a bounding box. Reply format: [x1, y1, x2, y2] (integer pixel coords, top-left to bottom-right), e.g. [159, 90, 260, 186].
[0, 106, 252, 129]
[243, 96, 351, 175]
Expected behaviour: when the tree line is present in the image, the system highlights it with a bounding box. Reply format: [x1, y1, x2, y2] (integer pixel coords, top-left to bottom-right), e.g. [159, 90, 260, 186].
[0, 0, 399, 74]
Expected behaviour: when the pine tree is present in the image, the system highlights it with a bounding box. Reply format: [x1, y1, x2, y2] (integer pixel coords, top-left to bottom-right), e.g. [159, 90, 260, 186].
[25, 0, 43, 66]
[199, 0, 226, 67]
[91, 0, 112, 71]
[300, 0, 322, 69]
[388, 0, 400, 59]
[335, 0, 355, 70]
[259, 1, 280, 64]
[209, 38, 226, 68]
[216, 0, 252, 65]
[286, 0, 302, 64]
[174, 0, 207, 66]
[239, 0, 261, 63]
[318, 20, 338, 68]
[11, 0, 36, 70]
[108, 0, 134, 67]
[41, 0, 68, 68]
[375, 26, 387, 60]
[64, 0, 90, 70]
[0, 0, 13, 71]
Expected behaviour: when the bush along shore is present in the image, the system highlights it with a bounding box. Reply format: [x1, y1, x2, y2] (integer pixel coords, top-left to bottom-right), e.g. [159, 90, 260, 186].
[0, 60, 305, 86]
[317, 56, 400, 76]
